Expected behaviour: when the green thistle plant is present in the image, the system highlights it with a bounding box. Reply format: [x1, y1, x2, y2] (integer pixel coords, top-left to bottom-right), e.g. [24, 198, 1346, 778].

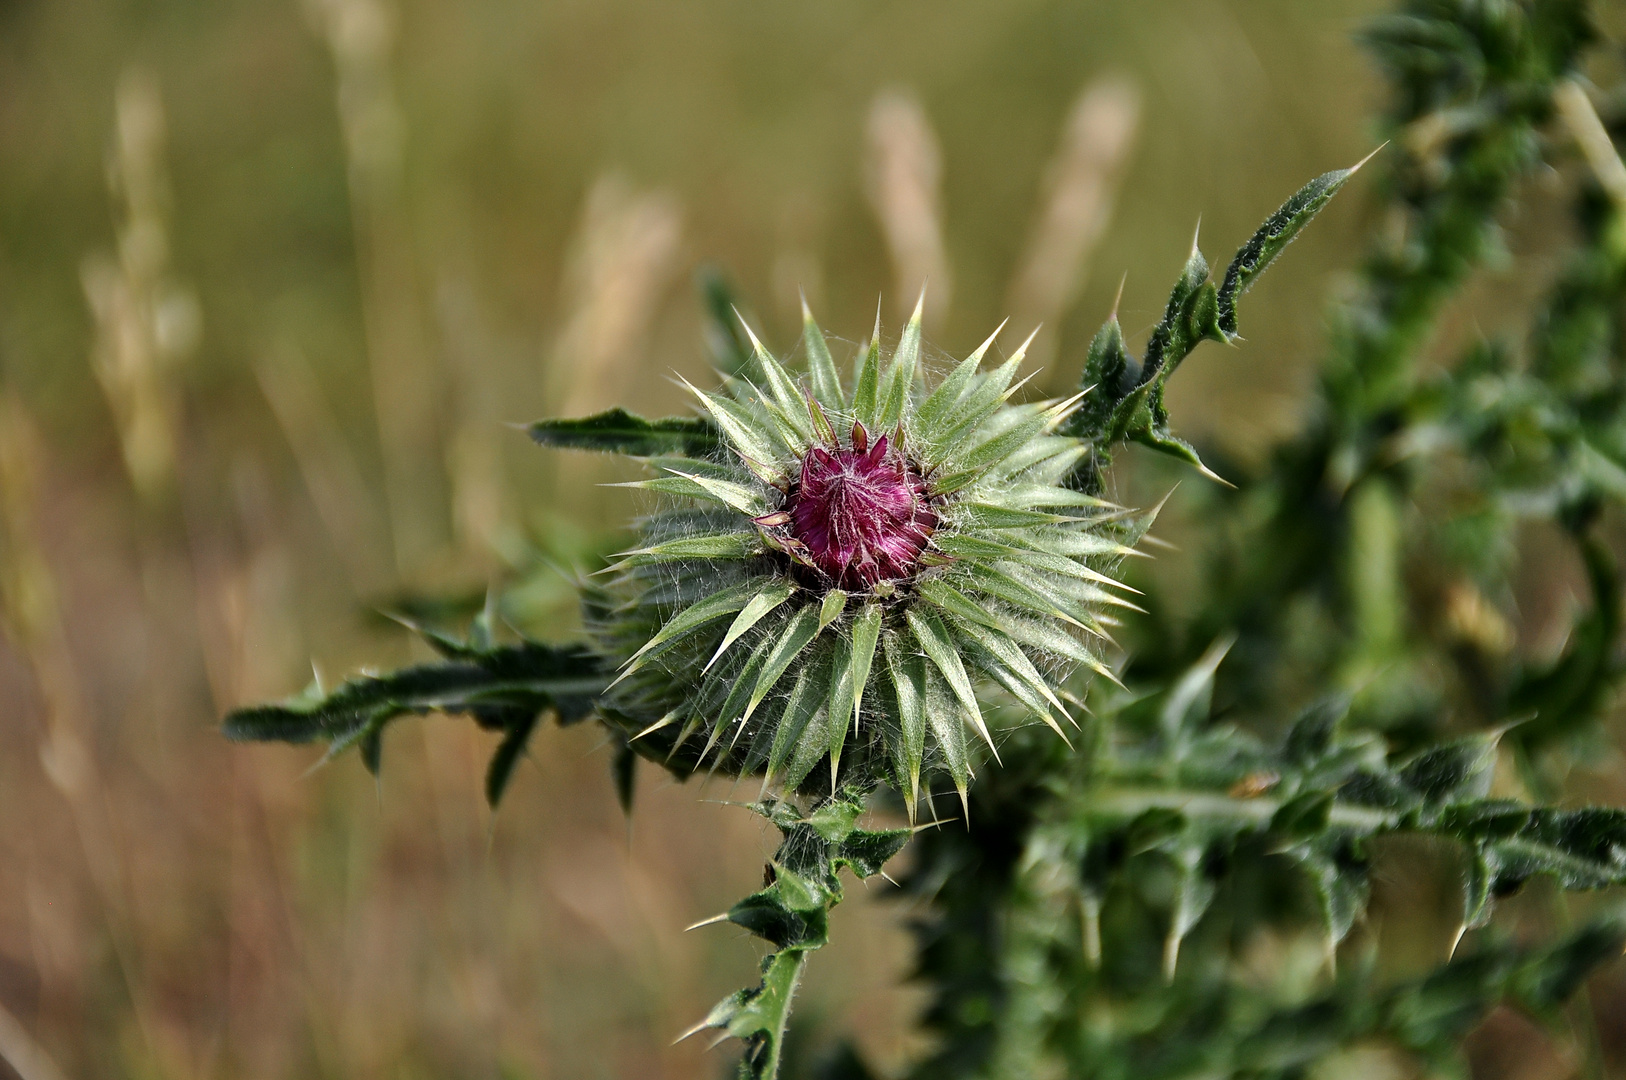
[223, 145, 1373, 1080]
[551, 297, 1136, 814]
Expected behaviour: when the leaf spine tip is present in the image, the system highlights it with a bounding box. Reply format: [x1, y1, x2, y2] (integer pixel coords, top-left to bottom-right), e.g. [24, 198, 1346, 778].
[733, 308, 771, 359]
[968, 319, 1008, 365]
[1349, 141, 1387, 174]
[1011, 324, 1041, 364]
[673, 1019, 710, 1045]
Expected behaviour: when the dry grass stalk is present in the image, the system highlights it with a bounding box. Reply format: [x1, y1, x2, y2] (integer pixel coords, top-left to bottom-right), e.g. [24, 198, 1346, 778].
[255, 347, 391, 591]
[1554, 79, 1626, 211]
[437, 278, 514, 563]
[548, 174, 684, 418]
[0, 993, 67, 1080]
[306, 0, 447, 574]
[80, 68, 200, 504]
[865, 90, 951, 329]
[1006, 77, 1140, 366]
[0, 397, 170, 1070]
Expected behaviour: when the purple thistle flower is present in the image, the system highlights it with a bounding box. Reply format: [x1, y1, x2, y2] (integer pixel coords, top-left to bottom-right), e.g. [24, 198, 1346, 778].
[783, 422, 937, 590]
[587, 302, 1133, 809]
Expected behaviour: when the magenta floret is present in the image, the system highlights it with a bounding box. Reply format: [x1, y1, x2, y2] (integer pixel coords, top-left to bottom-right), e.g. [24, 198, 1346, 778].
[781, 423, 937, 590]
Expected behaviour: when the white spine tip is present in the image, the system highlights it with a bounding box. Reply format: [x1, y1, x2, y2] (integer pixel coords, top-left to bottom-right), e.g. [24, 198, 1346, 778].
[1349, 142, 1388, 174]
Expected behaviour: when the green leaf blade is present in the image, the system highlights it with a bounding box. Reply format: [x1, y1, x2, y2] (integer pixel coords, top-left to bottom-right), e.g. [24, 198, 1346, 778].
[528, 407, 719, 457]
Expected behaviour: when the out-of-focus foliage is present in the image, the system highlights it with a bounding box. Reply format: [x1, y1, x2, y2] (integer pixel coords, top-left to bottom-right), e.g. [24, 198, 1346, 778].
[901, 1, 1626, 1077]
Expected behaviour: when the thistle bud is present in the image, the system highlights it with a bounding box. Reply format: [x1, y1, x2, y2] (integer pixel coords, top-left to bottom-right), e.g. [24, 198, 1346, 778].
[587, 297, 1137, 812]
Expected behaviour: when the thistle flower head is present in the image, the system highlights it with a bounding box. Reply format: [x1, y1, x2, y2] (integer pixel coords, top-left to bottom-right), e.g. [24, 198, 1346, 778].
[585, 296, 1138, 812]
[782, 424, 936, 589]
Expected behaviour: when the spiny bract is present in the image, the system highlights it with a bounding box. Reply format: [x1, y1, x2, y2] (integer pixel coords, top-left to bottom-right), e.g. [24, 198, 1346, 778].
[587, 296, 1141, 812]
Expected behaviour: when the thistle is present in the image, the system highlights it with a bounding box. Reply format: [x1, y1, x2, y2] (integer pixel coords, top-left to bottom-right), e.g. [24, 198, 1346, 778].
[569, 295, 1137, 813]
[220, 15, 1623, 1069]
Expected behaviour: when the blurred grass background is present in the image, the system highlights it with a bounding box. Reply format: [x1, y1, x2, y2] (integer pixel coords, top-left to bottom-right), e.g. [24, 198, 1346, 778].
[0, 0, 1398, 1076]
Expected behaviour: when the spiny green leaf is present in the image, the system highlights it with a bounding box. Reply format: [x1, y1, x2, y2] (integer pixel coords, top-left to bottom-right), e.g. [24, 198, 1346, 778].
[1445, 806, 1626, 897]
[877, 293, 924, 431]
[1130, 422, 1229, 485]
[1066, 312, 1133, 444]
[935, 531, 1129, 590]
[737, 318, 814, 440]
[916, 322, 1004, 434]
[1011, 439, 1090, 487]
[1000, 615, 1113, 672]
[691, 791, 901, 1079]
[949, 615, 1067, 734]
[359, 725, 383, 776]
[698, 951, 807, 1080]
[621, 472, 768, 515]
[1174, 921, 1626, 1079]
[847, 605, 882, 728]
[1284, 836, 1369, 950]
[835, 826, 911, 877]
[528, 407, 720, 457]
[615, 531, 758, 568]
[223, 640, 606, 747]
[851, 317, 881, 422]
[1042, 529, 1142, 559]
[1160, 636, 1231, 739]
[924, 345, 1032, 462]
[739, 389, 815, 455]
[802, 301, 843, 406]
[612, 734, 637, 816]
[922, 668, 971, 811]
[949, 407, 1056, 476]
[640, 454, 741, 480]
[1137, 242, 1216, 391]
[884, 634, 928, 810]
[623, 581, 761, 672]
[227, 640, 604, 809]
[1396, 733, 1498, 804]
[659, 469, 769, 514]
[485, 711, 541, 807]
[1218, 153, 1376, 338]
[764, 649, 830, 789]
[707, 583, 798, 672]
[957, 561, 1086, 627]
[1164, 840, 1218, 979]
[681, 378, 791, 483]
[826, 635, 853, 784]
[908, 608, 995, 757]
[975, 483, 1114, 510]
[741, 606, 823, 726]
[703, 634, 779, 759]
[818, 589, 848, 631]
[947, 502, 1071, 529]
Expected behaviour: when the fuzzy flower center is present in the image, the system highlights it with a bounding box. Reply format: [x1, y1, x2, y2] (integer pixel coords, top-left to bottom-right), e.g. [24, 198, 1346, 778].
[783, 424, 937, 590]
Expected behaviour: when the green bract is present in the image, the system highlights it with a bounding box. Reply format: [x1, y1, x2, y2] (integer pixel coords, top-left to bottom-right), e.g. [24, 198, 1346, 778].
[574, 298, 1140, 813]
